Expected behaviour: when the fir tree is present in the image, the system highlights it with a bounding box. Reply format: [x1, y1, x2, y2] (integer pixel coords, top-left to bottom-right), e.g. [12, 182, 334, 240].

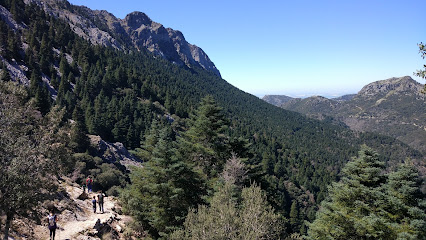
[289, 201, 299, 231]
[70, 104, 89, 153]
[131, 119, 161, 161]
[6, 29, 20, 61]
[121, 125, 206, 238]
[34, 82, 50, 115]
[307, 147, 425, 240]
[59, 54, 69, 78]
[179, 95, 230, 177]
[383, 161, 426, 239]
[308, 147, 389, 239]
[56, 73, 70, 108]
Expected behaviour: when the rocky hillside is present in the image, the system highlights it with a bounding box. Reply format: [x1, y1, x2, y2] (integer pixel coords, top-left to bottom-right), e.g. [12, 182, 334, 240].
[24, 0, 221, 77]
[273, 76, 426, 154]
[262, 95, 294, 106]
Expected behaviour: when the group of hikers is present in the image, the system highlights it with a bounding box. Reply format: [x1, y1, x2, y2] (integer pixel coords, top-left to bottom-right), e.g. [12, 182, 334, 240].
[86, 176, 105, 213]
[46, 176, 105, 240]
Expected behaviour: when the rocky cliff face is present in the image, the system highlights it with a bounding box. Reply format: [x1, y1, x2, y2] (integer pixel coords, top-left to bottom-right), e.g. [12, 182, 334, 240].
[122, 11, 220, 76]
[24, 0, 221, 77]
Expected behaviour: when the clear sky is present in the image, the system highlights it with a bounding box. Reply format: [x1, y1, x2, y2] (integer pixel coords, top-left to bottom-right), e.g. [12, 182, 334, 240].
[68, 0, 425, 98]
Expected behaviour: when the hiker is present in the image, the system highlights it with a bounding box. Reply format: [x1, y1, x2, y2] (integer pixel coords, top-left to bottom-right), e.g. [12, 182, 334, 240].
[97, 190, 105, 213]
[86, 176, 93, 193]
[92, 196, 97, 213]
[82, 182, 86, 193]
[47, 210, 58, 240]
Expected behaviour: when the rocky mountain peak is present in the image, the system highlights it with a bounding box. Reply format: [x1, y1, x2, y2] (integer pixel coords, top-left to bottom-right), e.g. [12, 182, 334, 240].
[22, 0, 221, 77]
[358, 76, 422, 96]
[123, 11, 152, 30]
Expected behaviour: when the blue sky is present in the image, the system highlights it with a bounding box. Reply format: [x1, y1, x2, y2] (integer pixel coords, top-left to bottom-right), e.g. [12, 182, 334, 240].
[68, 0, 425, 97]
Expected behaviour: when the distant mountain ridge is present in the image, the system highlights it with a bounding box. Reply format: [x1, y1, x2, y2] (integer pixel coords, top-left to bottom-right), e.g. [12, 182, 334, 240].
[261, 95, 294, 106]
[24, 0, 221, 76]
[263, 76, 426, 153]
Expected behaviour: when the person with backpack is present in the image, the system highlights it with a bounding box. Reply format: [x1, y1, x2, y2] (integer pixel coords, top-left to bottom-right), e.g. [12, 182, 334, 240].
[97, 190, 105, 213]
[47, 210, 58, 240]
[86, 176, 93, 193]
[92, 196, 97, 213]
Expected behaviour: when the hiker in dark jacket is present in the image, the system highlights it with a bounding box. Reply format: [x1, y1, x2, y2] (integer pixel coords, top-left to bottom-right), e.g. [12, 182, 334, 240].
[97, 190, 105, 213]
[47, 210, 58, 240]
[92, 196, 97, 213]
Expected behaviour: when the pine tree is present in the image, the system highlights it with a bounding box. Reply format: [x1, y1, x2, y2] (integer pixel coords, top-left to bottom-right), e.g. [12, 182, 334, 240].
[56, 73, 70, 108]
[383, 161, 426, 239]
[131, 119, 162, 161]
[6, 29, 20, 61]
[39, 33, 51, 74]
[307, 147, 395, 239]
[59, 54, 69, 78]
[34, 82, 51, 115]
[50, 73, 59, 89]
[29, 70, 41, 96]
[121, 125, 206, 238]
[179, 95, 230, 177]
[10, 0, 20, 22]
[70, 104, 89, 153]
[289, 201, 299, 231]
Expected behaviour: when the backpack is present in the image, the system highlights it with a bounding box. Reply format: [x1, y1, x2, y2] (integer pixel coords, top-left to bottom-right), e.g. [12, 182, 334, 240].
[98, 193, 104, 203]
[48, 215, 56, 227]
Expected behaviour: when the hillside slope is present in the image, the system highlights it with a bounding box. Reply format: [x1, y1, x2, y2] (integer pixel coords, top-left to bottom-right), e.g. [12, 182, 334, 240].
[278, 76, 426, 154]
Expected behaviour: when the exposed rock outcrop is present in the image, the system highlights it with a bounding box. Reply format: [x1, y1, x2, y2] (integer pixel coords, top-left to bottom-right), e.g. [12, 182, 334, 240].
[23, 0, 221, 77]
[89, 135, 142, 169]
[358, 76, 423, 96]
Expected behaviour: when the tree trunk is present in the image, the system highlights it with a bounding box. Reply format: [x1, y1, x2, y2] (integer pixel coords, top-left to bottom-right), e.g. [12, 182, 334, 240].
[3, 211, 14, 240]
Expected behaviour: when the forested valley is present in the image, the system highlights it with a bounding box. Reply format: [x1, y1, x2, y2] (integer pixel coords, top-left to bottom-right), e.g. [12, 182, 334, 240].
[0, 0, 424, 239]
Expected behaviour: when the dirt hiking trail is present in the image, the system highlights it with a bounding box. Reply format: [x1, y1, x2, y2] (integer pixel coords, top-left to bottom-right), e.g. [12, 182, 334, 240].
[32, 182, 130, 240]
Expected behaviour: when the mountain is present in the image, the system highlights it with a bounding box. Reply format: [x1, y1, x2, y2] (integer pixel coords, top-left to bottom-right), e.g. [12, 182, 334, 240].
[332, 94, 356, 102]
[277, 76, 426, 154]
[262, 95, 295, 106]
[0, 1, 423, 238]
[263, 94, 357, 108]
[25, 0, 221, 77]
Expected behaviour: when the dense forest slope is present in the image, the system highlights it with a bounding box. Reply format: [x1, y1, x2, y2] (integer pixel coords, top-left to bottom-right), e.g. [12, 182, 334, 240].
[0, 0, 423, 238]
[265, 76, 425, 154]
